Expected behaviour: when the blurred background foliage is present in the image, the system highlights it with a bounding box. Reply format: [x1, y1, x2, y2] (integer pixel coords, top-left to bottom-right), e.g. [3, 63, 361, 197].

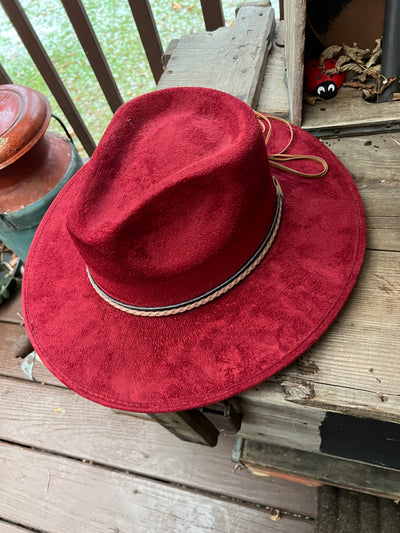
[0, 1, 278, 154]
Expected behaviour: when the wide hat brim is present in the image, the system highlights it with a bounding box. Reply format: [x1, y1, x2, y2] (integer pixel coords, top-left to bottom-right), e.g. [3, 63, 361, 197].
[22, 117, 366, 413]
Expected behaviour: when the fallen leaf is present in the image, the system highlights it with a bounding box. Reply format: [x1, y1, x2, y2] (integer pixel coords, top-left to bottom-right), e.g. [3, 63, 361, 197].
[362, 87, 376, 99]
[335, 54, 351, 70]
[343, 43, 370, 66]
[344, 81, 375, 90]
[365, 64, 381, 76]
[172, 2, 182, 9]
[340, 63, 364, 74]
[372, 37, 382, 55]
[320, 45, 343, 65]
[366, 48, 382, 69]
[303, 93, 323, 105]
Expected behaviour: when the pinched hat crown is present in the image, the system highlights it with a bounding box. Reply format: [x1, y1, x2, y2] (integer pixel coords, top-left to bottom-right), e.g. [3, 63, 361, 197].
[66, 88, 279, 311]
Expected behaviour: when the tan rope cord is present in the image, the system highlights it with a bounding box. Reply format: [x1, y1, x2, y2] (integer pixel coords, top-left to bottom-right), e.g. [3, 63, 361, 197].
[88, 180, 283, 317]
[254, 111, 329, 178]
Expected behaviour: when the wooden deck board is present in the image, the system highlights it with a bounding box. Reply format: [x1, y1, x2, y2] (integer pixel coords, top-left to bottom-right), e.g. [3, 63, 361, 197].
[0, 442, 315, 533]
[0, 289, 23, 324]
[302, 87, 400, 135]
[0, 523, 33, 533]
[0, 375, 317, 517]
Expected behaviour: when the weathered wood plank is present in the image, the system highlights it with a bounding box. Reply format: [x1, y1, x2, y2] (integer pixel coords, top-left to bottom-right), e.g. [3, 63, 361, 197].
[239, 382, 325, 452]
[215, 5, 275, 106]
[287, 250, 400, 395]
[149, 410, 219, 447]
[159, 5, 275, 109]
[0, 288, 22, 324]
[239, 376, 400, 456]
[0, 442, 315, 533]
[241, 440, 400, 500]
[303, 87, 400, 135]
[0, 321, 62, 386]
[322, 134, 400, 244]
[283, 0, 306, 125]
[157, 27, 232, 90]
[257, 21, 289, 118]
[365, 216, 400, 252]
[0, 523, 33, 533]
[0, 376, 317, 516]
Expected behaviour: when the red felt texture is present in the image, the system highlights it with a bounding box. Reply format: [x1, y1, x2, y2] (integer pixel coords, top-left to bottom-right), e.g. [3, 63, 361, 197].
[22, 87, 366, 413]
[67, 89, 276, 306]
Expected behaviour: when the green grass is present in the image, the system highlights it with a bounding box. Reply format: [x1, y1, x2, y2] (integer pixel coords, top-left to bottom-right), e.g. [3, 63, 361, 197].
[0, 0, 253, 155]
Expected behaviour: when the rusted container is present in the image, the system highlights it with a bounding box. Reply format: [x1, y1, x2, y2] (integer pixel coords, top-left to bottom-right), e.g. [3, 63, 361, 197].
[0, 84, 83, 261]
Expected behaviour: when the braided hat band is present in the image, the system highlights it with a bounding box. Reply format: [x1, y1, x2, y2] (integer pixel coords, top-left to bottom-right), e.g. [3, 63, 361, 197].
[87, 178, 283, 317]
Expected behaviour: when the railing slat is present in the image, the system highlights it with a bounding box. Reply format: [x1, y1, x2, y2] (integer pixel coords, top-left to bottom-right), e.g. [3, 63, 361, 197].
[60, 0, 123, 113]
[127, 0, 164, 83]
[0, 63, 12, 84]
[0, 0, 96, 155]
[200, 0, 225, 31]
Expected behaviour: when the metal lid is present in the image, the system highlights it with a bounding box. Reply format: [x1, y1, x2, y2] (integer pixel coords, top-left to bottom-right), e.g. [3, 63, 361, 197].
[0, 84, 51, 170]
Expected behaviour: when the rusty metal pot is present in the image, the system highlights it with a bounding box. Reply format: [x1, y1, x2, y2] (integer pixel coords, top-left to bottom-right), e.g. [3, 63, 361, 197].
[0, 84, 83, 261]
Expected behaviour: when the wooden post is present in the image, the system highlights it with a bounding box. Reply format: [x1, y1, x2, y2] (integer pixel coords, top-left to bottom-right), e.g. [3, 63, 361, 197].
[149, 411, 219, 447]
[284, 0, 306, 125]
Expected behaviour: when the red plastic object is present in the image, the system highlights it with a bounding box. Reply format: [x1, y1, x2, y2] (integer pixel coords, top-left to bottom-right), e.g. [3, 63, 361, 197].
[304, 59, 346, 99]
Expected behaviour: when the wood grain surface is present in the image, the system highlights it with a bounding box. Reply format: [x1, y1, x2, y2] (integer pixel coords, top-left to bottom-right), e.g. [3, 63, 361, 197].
[0, 442, 315, 533]
[0, 375, 317, 517]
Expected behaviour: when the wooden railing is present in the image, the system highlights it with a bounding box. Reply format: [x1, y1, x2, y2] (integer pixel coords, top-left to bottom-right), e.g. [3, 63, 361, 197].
[0, 0, 225, 155]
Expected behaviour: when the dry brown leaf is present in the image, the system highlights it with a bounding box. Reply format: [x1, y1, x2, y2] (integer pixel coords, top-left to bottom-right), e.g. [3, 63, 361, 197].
[320, 45, 343, 65]
[355, 44, 371, 57]
[366, 49, 382, 68]
[172, 2, 182, 9]
[355, 71, 369, 83]
[343, 43, 369, 64]
[344, 81, 374, 89]
[372, 37, 382, 55]
[303, 93, 323, 105]
[362, 88, 375, 99]
[340, 63, 364, 74]
[356, 65, 381, 83]
[336, 54, 351, 70]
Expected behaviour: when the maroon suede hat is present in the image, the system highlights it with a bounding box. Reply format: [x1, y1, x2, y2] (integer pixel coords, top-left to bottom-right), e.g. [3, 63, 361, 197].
[22, 87, 366, 412]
